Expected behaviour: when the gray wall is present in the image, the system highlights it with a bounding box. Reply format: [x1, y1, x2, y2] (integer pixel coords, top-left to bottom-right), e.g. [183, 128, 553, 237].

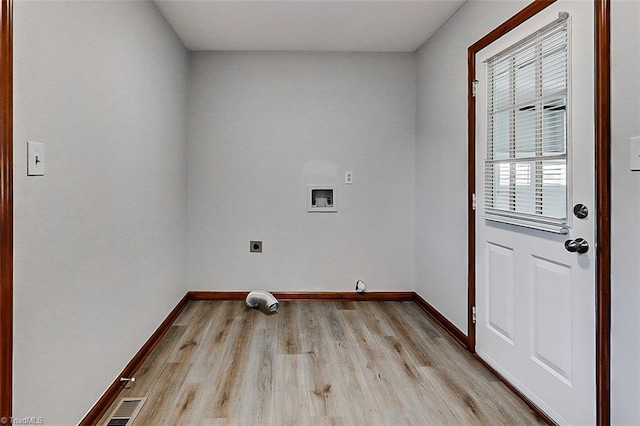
[188, 51, 416, 292]
[415, 0, 527, 333]
[13, 1, 189, 423]
[611, 1, 640, 424]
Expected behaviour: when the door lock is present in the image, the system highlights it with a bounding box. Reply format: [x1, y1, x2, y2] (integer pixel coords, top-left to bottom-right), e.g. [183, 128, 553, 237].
[573, 203, 589, 219]
[565, 238, 589, 254]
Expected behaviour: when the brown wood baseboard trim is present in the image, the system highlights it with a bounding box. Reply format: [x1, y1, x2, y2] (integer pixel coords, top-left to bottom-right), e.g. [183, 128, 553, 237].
[188, 291, 248, 300]
[79, 293, 190, 426]
[473, 354, 556, 426]
[188, 291, 414, 302]
[273, 291, 414, 301]
[412, 292, 468, 350]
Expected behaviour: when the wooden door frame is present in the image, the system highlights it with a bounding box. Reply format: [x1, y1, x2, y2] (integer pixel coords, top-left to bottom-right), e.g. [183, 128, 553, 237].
[466, 0, 611, 424]
[0, 0, 12, 421]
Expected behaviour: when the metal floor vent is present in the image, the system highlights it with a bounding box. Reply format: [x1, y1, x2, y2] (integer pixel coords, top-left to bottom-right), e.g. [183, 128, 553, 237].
[104, 397, 147, 426]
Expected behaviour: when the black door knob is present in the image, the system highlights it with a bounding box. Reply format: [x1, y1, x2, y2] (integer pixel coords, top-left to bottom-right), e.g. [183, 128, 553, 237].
[565, 239, 578, 252]
[565, 238, 589, 254]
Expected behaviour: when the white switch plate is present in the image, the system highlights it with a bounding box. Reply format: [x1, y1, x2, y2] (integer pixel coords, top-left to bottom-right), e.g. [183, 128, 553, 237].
[27, 141, 45, 176]
[631, 137, 640, 171]
[345, 171, 353, 184]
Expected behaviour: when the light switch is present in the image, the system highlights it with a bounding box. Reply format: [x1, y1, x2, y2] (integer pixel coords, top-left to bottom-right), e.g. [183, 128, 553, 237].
[345, 171, 353, 184]
[27, 141, 45, 176]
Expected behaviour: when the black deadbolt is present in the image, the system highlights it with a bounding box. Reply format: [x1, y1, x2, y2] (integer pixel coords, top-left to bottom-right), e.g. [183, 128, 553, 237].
[573, 203, 589, 219]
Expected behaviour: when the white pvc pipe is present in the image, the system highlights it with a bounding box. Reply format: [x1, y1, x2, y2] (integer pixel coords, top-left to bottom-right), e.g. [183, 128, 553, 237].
[245, 291, 280, 312]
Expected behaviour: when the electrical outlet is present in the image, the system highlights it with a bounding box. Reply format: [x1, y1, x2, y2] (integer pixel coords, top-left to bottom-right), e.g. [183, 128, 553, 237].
[250, 241, 262, 253]
[345, 171, 353, 184]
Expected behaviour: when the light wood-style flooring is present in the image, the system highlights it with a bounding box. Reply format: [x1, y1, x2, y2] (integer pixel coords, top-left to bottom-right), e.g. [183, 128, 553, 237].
[101, 301, 545, 425]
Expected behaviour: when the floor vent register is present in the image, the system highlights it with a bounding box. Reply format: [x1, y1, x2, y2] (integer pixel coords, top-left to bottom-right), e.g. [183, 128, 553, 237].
[104, 397, 147, 426]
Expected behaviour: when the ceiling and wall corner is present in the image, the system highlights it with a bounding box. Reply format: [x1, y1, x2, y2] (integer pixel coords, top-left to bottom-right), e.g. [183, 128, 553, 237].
[152, 0, 467, 52]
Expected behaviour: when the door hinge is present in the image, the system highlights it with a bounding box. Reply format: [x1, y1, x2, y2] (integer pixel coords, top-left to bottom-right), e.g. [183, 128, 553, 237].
[472, 193, 476, 210]
[472, 80, 478, 97]
[472, 306, 477, 324]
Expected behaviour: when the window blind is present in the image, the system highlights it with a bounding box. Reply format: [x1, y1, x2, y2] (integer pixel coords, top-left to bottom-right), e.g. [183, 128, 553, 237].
[484, 17, 569, 234]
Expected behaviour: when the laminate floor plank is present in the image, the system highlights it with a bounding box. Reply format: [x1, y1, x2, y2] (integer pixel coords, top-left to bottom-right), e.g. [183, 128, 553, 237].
[100, 301, 545, 425]
[351, 302, 388, 336]
[132, 362, 190, 425]
[128, 325, 188, 397]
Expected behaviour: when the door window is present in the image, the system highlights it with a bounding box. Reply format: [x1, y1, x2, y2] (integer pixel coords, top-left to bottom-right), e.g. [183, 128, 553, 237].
[484, 19, 569, 233]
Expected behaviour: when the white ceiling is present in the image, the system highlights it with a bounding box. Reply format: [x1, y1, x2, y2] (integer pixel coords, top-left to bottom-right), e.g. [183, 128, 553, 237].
[152, 1, 467, 52]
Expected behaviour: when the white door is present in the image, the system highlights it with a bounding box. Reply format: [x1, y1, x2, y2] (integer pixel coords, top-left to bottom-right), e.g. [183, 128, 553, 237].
[475, 2, 595, 425]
